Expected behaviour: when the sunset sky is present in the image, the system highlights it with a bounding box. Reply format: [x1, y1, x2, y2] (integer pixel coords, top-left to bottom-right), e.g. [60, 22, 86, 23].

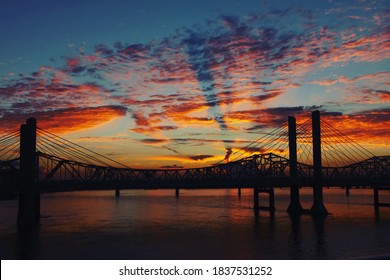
[1, 0, 389, 168]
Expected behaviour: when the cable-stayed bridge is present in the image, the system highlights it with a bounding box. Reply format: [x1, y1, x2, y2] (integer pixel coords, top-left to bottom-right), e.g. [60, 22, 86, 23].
[0, 111, 389, 227]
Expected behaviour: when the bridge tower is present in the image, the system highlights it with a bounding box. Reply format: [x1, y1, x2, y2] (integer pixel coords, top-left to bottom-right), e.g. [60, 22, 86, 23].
[287, 116, 303, 214]
[17, 117, 40, 227]
[310, 110, 328, 215]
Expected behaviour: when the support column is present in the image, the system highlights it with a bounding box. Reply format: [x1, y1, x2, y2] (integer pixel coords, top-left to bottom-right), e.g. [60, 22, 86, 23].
[269, 188, 275, 211]
[253, 188, 259, 210]
[17, 117, 40, 227]
[175, 188, 180, 198]
[310, 111, 328, 215]
[253, 187, 275, 212]
[373, 185, 379, 211]
[238, 187, 241, 198]
[115, 188, 120, 197]
[287, 116, 303, 214]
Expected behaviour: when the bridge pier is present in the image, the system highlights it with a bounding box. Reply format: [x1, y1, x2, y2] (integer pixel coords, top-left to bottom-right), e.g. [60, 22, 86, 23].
[115, 188, 120, 197]
[253, 187, 275, 213]
[374, 186, 379, 211]
[238, 187, 241, 198]
[345, 185, 350, 197]
[374, 185, 390, 211]
[310, 111, 328, 215]
[175, 188, 180, 198]
[287, 116, 303, 214]
[17, 118, 40, 228]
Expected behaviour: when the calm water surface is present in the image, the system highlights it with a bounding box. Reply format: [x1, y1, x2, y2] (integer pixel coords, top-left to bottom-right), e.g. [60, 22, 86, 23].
[0, 188, 389, 259]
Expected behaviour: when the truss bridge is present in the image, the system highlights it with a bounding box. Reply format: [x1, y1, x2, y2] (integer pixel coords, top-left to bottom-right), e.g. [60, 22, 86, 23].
[1, 111, 389, 227]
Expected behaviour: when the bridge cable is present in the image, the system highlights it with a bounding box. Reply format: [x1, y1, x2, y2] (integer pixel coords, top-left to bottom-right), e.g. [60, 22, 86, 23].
[321, 119, 374, 158]
[37, 128, 130, 168]
[225, 125, 289, 163]
[37, 130, 116, 166]
[296, 119, 313, 165]
[2, 142, 20, 161]
[37, 133, 110, 166]
[38, 128, 128, 167]
[320, 124, 364, 166]
[0, 130, 20, 160]
[320, 120, 374, 164]
[0, 137, 19, 155]
[213, 124, 288, 164]
[318, 125, 347, 167]
[0, 130, 20, 143]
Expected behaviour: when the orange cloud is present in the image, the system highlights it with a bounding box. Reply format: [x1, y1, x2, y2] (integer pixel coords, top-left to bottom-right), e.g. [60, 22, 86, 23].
[0, 106, 127, 134]
[147, 154, 218, 168]
[325, 111, 390, 146]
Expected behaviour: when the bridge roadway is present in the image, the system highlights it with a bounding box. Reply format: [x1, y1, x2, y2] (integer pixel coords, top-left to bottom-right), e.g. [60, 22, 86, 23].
[1, 152, 389, 193]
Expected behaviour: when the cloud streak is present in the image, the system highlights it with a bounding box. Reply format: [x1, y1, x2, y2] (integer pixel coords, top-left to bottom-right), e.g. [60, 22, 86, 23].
[0, 105, 127, 133]
[0, 1, 389, 166]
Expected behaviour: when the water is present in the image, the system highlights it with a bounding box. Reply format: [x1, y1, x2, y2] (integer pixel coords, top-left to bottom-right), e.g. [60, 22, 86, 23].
[1, 188, 390, 259]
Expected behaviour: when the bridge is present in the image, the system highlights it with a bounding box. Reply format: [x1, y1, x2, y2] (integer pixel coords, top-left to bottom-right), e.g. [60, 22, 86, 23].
[1, 110, 389, 228]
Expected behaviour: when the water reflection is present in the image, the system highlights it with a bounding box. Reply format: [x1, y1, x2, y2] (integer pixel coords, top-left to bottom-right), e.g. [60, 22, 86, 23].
[0, 189, 389, 259]
[288, 214, 303, 259]
[17, 227, 40, 259]
[312, 215, 327, 259]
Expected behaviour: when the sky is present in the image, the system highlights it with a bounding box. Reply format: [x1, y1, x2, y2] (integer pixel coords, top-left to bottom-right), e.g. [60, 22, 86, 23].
[0, 0, 389, 168]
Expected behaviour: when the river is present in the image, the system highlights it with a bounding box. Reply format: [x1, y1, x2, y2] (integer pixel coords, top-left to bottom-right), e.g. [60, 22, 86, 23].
[0, 188, 389, 259]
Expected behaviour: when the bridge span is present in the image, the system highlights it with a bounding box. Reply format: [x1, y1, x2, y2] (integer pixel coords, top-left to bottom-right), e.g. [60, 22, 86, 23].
[1, 110, 389, 228]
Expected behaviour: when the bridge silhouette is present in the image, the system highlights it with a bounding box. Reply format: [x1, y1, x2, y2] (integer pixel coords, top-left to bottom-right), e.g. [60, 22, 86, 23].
[1, 110, 389, 228]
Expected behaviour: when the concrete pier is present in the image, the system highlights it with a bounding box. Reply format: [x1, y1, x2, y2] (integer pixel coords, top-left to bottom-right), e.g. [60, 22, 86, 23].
[253, 187, 275, 213]
[17, 118, 40, 228]
[374, 185, 390, 210]
[310, 111, 328, 215]
[287, 116, 303, 214]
